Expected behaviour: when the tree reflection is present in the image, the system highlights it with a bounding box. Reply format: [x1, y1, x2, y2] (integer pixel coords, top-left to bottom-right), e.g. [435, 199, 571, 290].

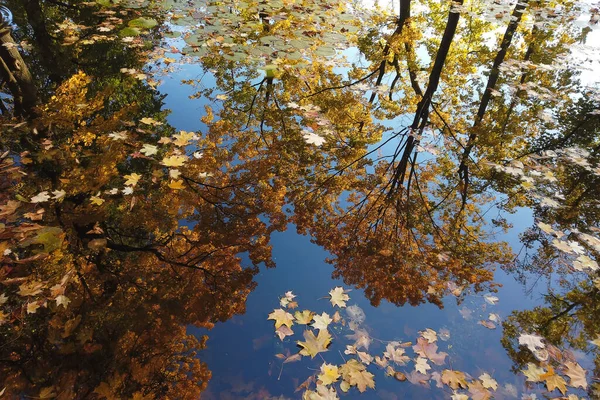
[0, 0, 599, 397]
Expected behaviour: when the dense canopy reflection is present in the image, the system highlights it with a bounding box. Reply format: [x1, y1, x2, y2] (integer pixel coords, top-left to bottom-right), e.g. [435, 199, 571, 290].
[0, 0, 599, 398]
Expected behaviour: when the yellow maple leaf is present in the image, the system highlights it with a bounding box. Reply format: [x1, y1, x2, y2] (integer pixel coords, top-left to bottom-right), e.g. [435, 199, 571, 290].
[124, 173, 141, 187]
[168, 180, 185, 190]
[294, 310, 314, 325]
[522, 362, 545, 382]
[139, 117, 162, 126]
[317, 363, 340, 385]
[297, 329, 331, 358]
[90, 194, 105, 206]
[172, 131, 196, 147]
[339, 359, 375, 392]
[161, 155, 187, 167]
[540, 366, 567, 394]
[268, 308, 294, 329]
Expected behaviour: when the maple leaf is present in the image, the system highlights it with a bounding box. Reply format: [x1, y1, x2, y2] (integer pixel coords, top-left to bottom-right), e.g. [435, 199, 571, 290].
[108, 131, 128, 140]
[55, 295, 71, 308]
[421, 328, 437, 343]
[415, 357, 431, 374]
[140, 144, 158, 156]
[161, 155, 187, 167]
[384, 343, 410, 365]
[27, 302, 40, 314]
[564, 361, 587, 389]
[339, 359, 374, 393]
[483, 294, 499, 305]
[442, 370, 468, 390]
[275, 325, 294, 340]
[312, 312, 332, 330]
[268, 308, 294, 329]
[124, 173, 141, 186]
[518, 333, 545, 353]
[90, 194, 105, 205]
[139, 117, 162, 126]
[479, 373, 497, 390]
[522, 362, 545, 382]
[294, 310, 314, 324]
[468, 380, 491, 400]
[18, 281, 44, 297]
[168, 180, 185, 190]
[318, 363, 340, 385]
[329, 287, 349, 308]
[540, 366, 567, 394]
[374, 356, 388, 368]
[52, 190, 66, 200]
[303, 384, 338, 400]
[412, 337, 447, 365]
[297, 329, 331, 358]
[173, 131, 196, 147]
[302, 131, 326, 146]
[31, 191, 51, 203]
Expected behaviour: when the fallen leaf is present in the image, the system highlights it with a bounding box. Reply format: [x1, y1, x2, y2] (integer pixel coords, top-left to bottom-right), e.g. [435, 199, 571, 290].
[539, 366, 567, 394]
[484, 294, 499, 305]
[415, 357, 431, 374]
[479, 373, 498, 390]
[421, 328, 437, 343]
[478, 320, 496, 329]
[161, 155, 187, 167]
[442, 369, 468, 390]
[297, 329, 331, 358]
[339, 359, 374, 393]
[564, 361, 587, 389]
[413, 337, 447, 365]
[318, 363, 340, 385]
[294, 310, 314, 325]
[329, 287, 349, 308]
[275, 325, 294, 340]
[268, 308, 294, 329]
[518, 333, 545, 353]
[522, 362, 545, 382]
[312, 312, 332, 331]
[468, 380, 491, 400]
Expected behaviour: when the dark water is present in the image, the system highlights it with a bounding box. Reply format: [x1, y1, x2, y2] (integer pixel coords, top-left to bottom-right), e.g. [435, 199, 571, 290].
[0, 0, 599, 399]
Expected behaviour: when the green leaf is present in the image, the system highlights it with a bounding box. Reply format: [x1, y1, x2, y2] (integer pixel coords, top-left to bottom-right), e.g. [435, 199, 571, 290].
[128, 17, 158, 29]
[119, 27, 141, 37]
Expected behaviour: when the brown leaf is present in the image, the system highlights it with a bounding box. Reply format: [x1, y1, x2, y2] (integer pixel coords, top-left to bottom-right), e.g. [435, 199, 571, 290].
[441, 369, 468, 390]
[564, 361, 587, 389]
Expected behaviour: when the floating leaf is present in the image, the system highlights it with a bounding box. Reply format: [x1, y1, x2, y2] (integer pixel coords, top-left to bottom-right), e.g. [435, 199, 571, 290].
[128, 17, 158, 29]
[297, 329, 331, 358]
[268, 308, 294, 329]
[318, 363, 340, 385]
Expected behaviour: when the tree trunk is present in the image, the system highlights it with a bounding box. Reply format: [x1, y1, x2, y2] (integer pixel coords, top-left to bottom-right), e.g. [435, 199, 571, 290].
[24, 0, 62, 83]
[0, 20, 38, 117]
[389, 0, 463, 195]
